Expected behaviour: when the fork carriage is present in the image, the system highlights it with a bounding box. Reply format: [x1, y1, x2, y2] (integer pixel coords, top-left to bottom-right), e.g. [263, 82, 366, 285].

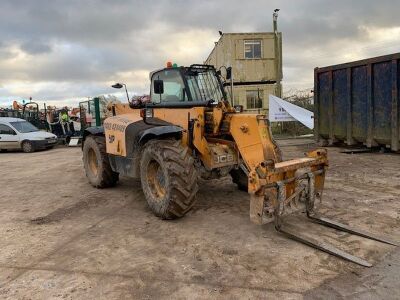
[248, 149, 327, 225]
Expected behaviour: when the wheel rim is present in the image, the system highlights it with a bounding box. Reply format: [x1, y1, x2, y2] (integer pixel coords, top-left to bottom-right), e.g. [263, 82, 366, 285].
[87, 148, 99, 176]
[23, 142, 32, 152]
[146, 159, 166, 201]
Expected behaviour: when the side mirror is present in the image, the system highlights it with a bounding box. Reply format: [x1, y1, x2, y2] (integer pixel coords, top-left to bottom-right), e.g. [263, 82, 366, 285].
[226, 67, 232, 80]
[154, 80, 164, 94]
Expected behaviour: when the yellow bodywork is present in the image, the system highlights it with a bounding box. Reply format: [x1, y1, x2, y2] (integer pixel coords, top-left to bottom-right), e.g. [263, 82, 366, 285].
[104, 111, 141, 156]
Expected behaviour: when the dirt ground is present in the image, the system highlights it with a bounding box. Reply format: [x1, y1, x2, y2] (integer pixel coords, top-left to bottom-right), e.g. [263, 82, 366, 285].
[0, 139, 399, 299]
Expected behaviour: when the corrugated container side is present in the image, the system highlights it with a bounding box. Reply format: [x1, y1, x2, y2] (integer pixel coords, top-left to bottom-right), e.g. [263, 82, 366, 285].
[314, 53, 400, 151]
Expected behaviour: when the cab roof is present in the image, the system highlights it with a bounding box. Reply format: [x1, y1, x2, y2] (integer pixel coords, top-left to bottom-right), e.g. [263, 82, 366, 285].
[149, 64, 216, 79]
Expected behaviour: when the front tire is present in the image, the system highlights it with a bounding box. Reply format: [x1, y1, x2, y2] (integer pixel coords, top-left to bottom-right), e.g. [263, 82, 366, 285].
[140, 139, 198, 219]
[83, 135, 119, 188]
[22, 141, 34, 153]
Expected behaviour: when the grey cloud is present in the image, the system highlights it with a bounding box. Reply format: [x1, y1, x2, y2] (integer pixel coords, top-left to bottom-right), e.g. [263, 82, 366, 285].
[0, 0, 153, 45]
[20, 39, 52, 54]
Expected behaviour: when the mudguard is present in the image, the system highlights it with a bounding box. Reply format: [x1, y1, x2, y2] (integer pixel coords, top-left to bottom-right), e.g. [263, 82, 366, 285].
[83, 126, 104, 137]
[138, 125, 182, 144]
[82, 126, 104, 148]
[125, 120, 182, 157]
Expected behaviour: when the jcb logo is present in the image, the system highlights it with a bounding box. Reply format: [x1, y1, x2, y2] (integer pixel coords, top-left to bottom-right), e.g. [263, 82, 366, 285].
[108, 135, 115, 143]
[214, 154, 234, 164]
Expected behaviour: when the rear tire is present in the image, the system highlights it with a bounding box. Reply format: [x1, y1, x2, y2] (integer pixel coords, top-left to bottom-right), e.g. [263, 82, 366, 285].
[83, 135, 119, 188]
[140, 139, 198, 219]
[22, 141, 34, 153]
[230, 168, 248, 192]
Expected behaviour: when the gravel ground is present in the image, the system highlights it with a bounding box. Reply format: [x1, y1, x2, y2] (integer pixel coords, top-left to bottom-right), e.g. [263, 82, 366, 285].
[0, 140, 399, 299]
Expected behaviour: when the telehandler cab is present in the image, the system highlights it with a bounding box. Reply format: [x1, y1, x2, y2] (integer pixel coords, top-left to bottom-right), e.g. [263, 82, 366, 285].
[82, 64, 396, 267]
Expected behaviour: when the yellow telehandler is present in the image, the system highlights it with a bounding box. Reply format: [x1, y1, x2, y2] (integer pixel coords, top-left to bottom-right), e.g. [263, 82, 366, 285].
[82, 64, 396, 267]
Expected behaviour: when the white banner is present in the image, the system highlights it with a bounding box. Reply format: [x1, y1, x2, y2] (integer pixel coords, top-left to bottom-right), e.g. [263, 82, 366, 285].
[269, 95, 314, 129]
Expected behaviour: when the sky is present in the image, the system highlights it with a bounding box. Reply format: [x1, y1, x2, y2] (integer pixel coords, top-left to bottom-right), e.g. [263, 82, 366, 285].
[0, 0, 400, 108]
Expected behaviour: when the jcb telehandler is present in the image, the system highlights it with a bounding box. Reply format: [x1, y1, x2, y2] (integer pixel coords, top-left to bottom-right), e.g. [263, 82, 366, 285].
[82, 64, 396, 267]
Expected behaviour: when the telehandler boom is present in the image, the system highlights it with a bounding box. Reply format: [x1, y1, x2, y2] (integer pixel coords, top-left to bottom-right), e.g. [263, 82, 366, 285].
[82, 64, 396, 267]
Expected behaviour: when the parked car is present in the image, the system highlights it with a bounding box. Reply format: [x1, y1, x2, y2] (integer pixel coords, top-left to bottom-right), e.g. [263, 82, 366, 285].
[0, 117, 58, 153]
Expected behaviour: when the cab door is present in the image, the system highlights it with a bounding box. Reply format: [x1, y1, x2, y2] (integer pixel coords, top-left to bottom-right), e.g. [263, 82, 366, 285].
[0, 124, 20, 149]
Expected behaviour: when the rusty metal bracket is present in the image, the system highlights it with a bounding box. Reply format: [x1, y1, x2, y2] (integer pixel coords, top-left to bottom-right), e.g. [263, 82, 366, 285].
[274, 181, 286, 230]
[306, 172, 315, 212]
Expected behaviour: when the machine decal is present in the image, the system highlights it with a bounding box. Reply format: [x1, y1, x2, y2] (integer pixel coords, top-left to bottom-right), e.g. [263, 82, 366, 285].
[108, 134, 115, 143]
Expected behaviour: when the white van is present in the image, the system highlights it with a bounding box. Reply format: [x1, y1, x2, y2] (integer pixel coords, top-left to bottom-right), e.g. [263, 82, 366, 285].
[0, 117, 58, 152]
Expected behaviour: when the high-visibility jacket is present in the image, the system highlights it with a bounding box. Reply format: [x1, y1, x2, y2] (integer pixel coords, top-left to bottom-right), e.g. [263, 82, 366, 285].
[61, 112, 69, 122]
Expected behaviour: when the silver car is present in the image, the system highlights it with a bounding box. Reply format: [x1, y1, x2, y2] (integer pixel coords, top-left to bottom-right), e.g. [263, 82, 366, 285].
[0, 117, 58, 152]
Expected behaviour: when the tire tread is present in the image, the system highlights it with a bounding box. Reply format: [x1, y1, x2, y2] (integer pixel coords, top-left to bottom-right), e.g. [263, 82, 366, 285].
[140, 139, 198, 219]
[83, 136, 119, 188]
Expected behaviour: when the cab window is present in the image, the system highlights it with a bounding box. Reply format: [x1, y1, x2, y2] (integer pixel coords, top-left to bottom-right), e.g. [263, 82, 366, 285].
[0, 124, 16, 135]
[151, 69, 186, 103]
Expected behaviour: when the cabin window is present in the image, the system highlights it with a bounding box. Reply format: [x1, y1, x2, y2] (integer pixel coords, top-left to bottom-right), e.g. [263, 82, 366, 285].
[151, 69, 186, 103]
